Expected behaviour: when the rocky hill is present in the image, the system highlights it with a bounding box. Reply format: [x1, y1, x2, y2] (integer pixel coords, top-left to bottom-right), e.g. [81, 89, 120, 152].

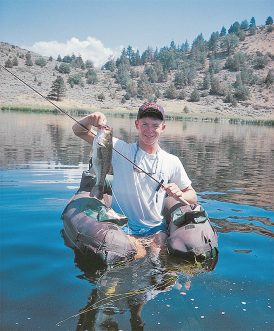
[0, 25, 273, 120]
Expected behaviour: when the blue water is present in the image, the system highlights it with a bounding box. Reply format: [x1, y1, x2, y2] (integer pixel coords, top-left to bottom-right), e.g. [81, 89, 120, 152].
[1, 113, 274, 330]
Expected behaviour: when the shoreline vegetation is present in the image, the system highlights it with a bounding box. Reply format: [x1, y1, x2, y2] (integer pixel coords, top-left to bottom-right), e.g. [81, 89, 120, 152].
[1, 105, 273, 126]
[1, 20, 273, 125]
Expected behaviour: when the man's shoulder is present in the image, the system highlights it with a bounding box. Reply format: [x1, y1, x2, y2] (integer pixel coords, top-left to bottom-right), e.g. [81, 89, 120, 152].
[113, 138, 135, 154]
[160, 148, 179, 161]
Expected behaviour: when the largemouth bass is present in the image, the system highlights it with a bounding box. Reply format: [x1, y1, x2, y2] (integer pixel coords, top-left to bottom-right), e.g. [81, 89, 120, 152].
[90, 126, 113, 200]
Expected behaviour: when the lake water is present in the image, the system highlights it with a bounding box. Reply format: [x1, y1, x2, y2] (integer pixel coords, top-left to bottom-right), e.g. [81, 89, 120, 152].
[0, 111, 273, 331]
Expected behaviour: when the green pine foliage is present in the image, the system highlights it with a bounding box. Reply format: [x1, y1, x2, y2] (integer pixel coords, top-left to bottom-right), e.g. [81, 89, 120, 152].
[47, 76, 66, 101]
[2, 14, 272, 108]
[265, 16, 273, 25]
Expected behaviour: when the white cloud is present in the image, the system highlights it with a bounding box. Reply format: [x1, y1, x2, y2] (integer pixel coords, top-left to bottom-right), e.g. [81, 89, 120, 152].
[25, 36, 120, 67]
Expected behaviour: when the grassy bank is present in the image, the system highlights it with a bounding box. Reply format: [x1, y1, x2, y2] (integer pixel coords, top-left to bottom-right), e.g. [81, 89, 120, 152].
[1, 105, 274, 126]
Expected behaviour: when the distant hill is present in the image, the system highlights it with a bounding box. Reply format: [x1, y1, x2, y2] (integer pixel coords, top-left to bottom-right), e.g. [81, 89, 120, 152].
[0, 24, 273, 120]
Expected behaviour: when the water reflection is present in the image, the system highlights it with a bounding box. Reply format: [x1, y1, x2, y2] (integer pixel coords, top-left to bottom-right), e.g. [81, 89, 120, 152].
[1, 129, 273, 330]
[1, 111, 273, 209]
[64, 245, 218, 331]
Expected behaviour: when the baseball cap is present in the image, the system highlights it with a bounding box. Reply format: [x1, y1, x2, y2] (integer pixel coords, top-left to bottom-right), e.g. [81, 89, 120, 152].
[137, 102, 165, 120]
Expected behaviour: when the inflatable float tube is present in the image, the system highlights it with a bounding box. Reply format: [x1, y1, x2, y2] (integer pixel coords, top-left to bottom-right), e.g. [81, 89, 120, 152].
[61, 171, 218, 265]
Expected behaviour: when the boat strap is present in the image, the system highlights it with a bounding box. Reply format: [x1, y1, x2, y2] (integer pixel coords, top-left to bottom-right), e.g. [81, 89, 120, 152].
[169, 204, 209, 227]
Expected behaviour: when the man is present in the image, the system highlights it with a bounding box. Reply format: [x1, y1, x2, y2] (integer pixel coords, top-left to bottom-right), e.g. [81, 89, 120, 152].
[72, 102, 197, 251]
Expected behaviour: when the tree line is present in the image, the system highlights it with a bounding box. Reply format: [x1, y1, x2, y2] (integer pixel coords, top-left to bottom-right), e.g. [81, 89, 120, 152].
[4, 16, 273, 104]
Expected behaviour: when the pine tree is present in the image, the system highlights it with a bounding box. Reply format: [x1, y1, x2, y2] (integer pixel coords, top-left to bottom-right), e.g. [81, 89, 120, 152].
[47, 76, 66, 101]
[202, 72, 211, 90]
[228, 21, 241, 34]
[221, 34, 239, 55]
[265, 16, 273, 25]
[220, 26, 227, 36]
[249, 17, 256, 28]
[208, 32, 220, 53]
[240, 20, 249, 30]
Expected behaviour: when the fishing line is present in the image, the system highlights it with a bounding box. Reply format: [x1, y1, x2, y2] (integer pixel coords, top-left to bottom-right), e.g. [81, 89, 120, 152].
[0, 65, 163, 184]
[1, 65, 189, 204]
[0, 64, 95, 135]
[56, 274, 177, 326]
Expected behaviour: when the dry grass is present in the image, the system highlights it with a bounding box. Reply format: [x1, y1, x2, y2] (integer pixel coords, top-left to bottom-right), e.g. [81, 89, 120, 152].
[1, 26, 273, 121]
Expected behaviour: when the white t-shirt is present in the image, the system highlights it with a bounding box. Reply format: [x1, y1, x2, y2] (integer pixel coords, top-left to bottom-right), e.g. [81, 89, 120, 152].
[111, 138, 192, 235]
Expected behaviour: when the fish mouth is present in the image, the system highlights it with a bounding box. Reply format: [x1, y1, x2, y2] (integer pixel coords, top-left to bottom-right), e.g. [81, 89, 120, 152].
[98, 124, 112, 131]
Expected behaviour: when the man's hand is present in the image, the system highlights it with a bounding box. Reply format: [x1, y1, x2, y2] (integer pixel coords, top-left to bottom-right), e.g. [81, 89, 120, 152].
[163, 183, 197, 205]
[89, 112, 107, 127]
[72, 112, 107, 144]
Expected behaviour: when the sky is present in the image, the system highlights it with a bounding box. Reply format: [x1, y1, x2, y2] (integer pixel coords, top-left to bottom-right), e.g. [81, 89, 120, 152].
[0, 0, 273, 67]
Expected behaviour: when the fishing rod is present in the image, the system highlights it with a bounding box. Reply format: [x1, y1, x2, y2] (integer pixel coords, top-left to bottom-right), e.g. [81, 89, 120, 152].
[0, 65, 160, 183]
[1, 65, 189, 204]
[0, 64, 95, 135]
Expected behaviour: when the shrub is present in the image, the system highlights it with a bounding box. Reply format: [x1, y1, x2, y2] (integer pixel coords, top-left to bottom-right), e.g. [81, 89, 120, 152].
[265, 70, 274, 87]
[86, 69, 98, 84]
[145, 65, 158, 83]
[224, 92, 237, 106]
[12, 56, 18, 66]
[210, 76, 224, 96]
[224, 52, 246, 71]
[177, 90, 186, 100]
[253, 54, 269, 69]
[164, 83, 177, 99]
[4, 58, 13, 68]
[125, 80, 138, 98]
[97, 93, 105, 102]
[209, 60, 221, 74]
[234, 76, 250, 100]
[25, 52, 33, 66]
[266, 25, 274, 32]
[67, 73, 83, 87]
[35, 57, 47, 67]
[190, 88, 200, 102]
[58, 63, 71, 74]
[240, 67, 257, 85]
[85, 60, 94, 69]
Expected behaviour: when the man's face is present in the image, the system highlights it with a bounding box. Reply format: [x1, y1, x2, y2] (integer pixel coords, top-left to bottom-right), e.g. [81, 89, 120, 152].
[135, 116, 166, 146]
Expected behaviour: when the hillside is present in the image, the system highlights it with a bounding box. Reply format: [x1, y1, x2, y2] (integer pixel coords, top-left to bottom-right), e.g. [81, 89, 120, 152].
[0, 25, 273, 120]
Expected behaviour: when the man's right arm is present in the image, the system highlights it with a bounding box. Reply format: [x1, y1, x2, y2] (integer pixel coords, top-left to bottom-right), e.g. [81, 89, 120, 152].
[72, 112, 107, 144]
